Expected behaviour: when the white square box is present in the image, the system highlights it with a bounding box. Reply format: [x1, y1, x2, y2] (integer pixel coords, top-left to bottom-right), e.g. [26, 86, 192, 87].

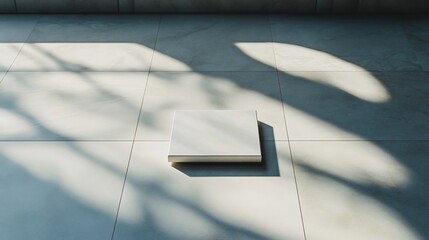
[168, 110, 262, 163]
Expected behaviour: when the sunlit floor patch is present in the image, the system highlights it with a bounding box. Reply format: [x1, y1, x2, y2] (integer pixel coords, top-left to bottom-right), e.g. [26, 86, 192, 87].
[114, 141, 304, 240]
[290, 141, 426, 240]
[0, 141, 132, 240]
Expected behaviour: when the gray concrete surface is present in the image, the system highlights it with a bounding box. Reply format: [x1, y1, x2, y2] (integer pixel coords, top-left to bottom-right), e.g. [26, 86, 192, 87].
[1, 14, 429, 240]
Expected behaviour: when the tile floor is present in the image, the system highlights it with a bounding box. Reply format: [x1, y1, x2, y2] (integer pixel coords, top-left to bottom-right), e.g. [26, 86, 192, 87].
[0, 14, 428, 240]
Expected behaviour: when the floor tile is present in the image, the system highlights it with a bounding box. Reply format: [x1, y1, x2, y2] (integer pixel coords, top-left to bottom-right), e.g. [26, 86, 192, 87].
[279, 71, 429, 140]
[11, 15, 159, 72]
[113, 141, 304, 240]
[0, 141, 132, 240]
[0, 72, 6, 82]
[271, 16, 421, 71]
[151, 15, 276, 71]
[136, 71, 287, 141]
[290, 141, 429, 240]
[0, 72, 147, 140]
[1, 42, 22, 71]
[0, 15, 39, 71]
[402, 18, 429, 71]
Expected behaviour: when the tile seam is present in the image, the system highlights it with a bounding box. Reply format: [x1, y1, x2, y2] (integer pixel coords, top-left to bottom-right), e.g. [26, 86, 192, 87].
[110, 14, 162, 240]
[289, 139, 429, 142]
[269, 15, 308, 240]
[398, 18, 426, 72]
[0, 15, 40, 86]
[2, 139, 426, 142]
[4, 70, 429, 73]
[0, 140, 135, 142]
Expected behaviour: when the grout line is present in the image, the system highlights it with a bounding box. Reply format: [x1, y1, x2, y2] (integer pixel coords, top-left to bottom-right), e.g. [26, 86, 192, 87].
[268, 16, 286, 141]
[277, 76, 308, 240]
[0, 73, 6, 86]
[0, 140, 134, 142]
[247, 139, 428, 142]
[398, 18, 425, 71]
[260, 70, 429, 73]
[5, 70, 429, 73]
[268, 15, 307, 240]
[5, 70, 429, 75]
[133, 139, 169, 142]
[110, 14, 162, 240]
[0, 16, 40, 86]
[283, 120, 308, 240]
[4, 70, 429, 73]
[3, 70, 278, 73]
[4, 71, 152, 73]
[1, 139, 427, 142]
[147, 70, 278, 72]
[13, 0, 18, 12]
[288, 139, 429, 142]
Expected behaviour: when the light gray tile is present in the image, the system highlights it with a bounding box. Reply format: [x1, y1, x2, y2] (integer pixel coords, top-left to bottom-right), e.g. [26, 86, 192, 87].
[0, 15, 39, 42]
[11, 15, 159, 72]
[402, 18, 429, 71]
[0, 0, 16, 12]
[0, 141, 131, 240]
[0, 72, 147, 140]
[16, 0, 117, 13]
[136, 72, 287, 141]
[0, 15, 39, 71]
[1, 42, 23, 72]
[151, 15, 276, 71]
[271, 16, 421, 71]
[0, 72, 6, 83]
[279, 71, 429, 140]
[291, 141, 429, 240]
[113, 141, 304, 240]
[132, 0, 315, 13]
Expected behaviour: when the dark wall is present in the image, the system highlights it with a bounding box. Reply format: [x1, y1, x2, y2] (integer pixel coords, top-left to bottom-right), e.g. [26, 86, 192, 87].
[1, 0, 429, 13]
[0, 0, 16, 13]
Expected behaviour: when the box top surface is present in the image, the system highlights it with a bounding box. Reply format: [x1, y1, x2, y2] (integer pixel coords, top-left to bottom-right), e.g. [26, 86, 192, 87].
[169, 110, 261, 157]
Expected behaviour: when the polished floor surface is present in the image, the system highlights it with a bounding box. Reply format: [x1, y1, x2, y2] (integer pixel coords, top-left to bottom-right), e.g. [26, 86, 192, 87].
[1, 14, 428, 240]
